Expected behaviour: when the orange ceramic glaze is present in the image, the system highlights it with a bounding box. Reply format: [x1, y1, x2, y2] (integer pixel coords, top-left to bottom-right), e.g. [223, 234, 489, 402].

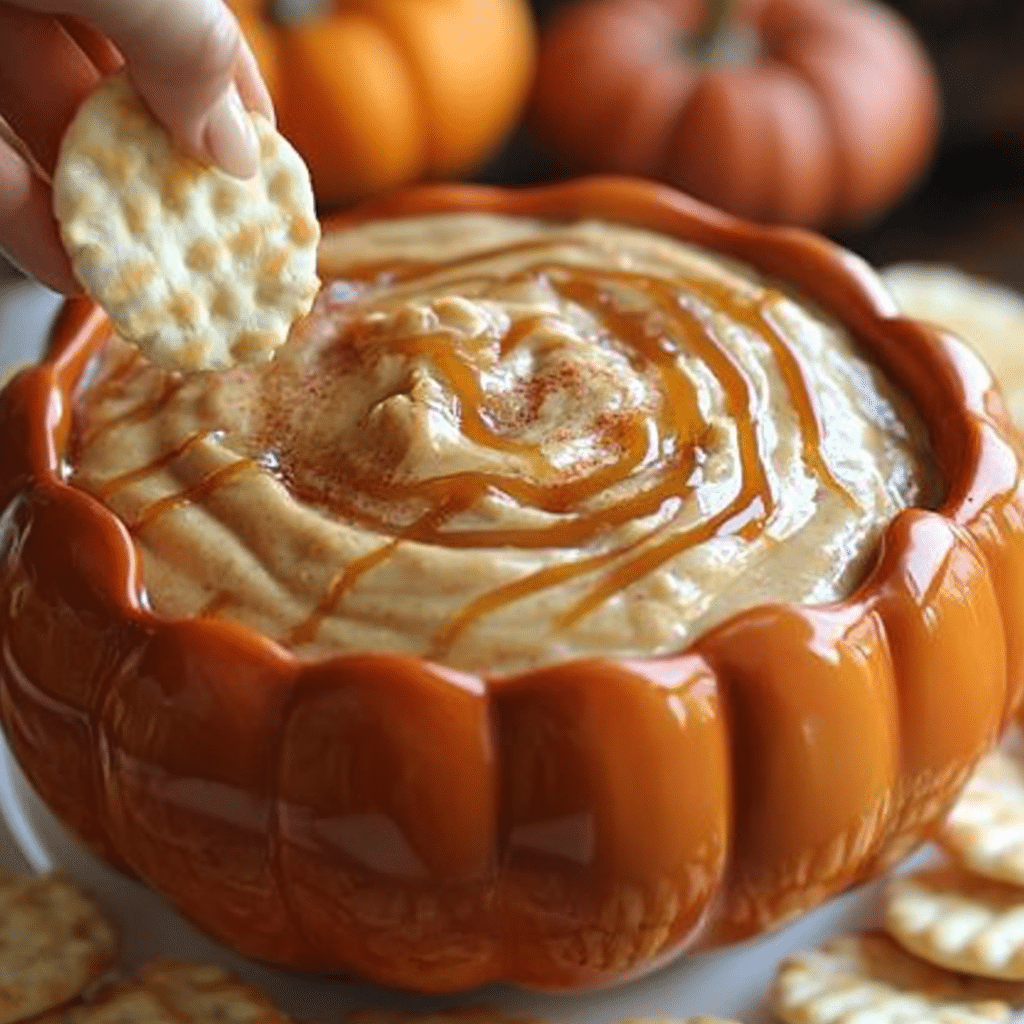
[1, 178, 1023, 992]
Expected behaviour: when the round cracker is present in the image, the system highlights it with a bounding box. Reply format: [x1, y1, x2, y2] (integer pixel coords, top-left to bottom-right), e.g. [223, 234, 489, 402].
[53, 72, 320, 372]
[48, 959, 292, 1023]
[882, 263, 1024, 425]
[623, 1019, 740, 1024]
[347, 1012, 552, 1024]
[0, 872, 116, 1024]
[770, 931, 1024, 1024]
[941, 746, 1024, 887]
[886, 864, 1024, 981]
[349, 1015, 735, 1024]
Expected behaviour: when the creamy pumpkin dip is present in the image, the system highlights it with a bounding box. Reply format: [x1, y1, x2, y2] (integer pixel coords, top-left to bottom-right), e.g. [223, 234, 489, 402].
[68, 214, 940, 674]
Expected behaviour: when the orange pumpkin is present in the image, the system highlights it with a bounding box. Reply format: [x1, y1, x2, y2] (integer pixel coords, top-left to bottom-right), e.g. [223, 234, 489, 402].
[531, 0, 941, 227]
[230, 0, 537, 208]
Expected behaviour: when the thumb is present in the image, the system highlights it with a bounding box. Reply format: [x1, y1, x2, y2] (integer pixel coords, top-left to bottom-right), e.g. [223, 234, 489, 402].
[35, 0, 270, 177]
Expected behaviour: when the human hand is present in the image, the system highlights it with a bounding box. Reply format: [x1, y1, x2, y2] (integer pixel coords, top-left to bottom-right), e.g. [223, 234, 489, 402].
[0, 0, 274, 293]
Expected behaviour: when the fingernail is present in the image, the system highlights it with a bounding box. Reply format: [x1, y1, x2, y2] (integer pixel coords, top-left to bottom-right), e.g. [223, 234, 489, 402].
[202, 84, 259, 179]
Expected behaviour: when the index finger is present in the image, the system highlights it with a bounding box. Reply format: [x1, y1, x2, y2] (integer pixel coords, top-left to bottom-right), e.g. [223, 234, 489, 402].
[24, 0, 274, 170]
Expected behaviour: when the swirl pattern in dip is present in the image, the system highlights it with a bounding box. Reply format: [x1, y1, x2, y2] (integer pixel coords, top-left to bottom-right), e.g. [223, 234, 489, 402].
[69, 214, 940, 673]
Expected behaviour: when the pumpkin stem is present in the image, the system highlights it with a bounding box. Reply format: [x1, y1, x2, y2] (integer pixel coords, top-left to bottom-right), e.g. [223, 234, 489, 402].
[693, 0, 738, 54]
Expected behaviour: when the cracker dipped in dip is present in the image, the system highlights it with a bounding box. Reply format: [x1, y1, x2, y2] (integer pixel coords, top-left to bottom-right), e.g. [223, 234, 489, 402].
[68, 211, 940, 673]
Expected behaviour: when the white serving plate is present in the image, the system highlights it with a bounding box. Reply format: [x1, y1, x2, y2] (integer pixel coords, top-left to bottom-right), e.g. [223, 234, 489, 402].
[0, 275, 942, 1024]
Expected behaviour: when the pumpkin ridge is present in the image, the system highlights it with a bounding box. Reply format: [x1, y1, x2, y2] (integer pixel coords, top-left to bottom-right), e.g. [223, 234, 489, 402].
[266, 688, 322, 966]
[530, 0, 939, 227]
[271, 9, 425, 204]
[345, 0, 433, 166]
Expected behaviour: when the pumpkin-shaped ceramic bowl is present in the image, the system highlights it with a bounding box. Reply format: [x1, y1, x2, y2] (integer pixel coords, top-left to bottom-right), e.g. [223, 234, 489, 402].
[2, 178, 1024, 994]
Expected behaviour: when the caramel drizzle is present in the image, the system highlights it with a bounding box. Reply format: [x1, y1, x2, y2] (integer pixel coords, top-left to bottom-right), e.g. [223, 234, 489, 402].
[128, 458, 253, 535]
[285, 260, 855, 654]
[428, 519, 671, 660]
[374, 328, 543, 461]
[83, 344, 146, 403]
[749, 300, 856, 508]
[414, 266, 779, 654]
[74, 243, 864, 658]
[500, 313, 551, 357]
[320, 256, 775, 524]
[96, 431, 210, 501]
[79, 374, 184, 449]
[287, 490, 477, 647]
[331, 237, 562, 290]
[558, 494, 767, 631]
